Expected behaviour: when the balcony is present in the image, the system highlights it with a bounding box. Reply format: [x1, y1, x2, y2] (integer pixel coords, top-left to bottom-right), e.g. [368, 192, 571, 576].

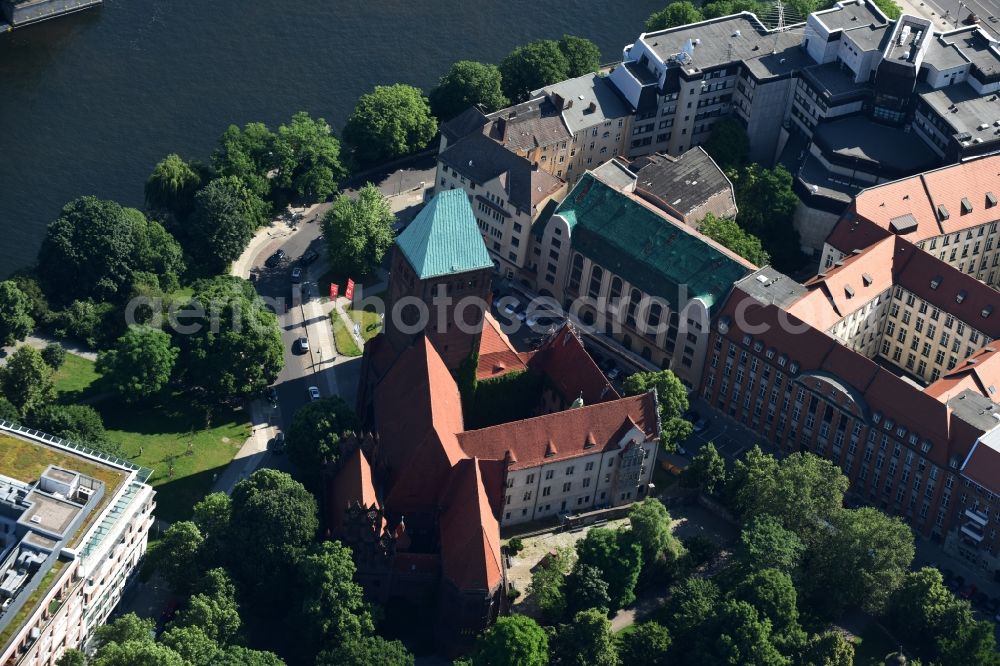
[960, 523, 985, 543]
[964, 508, 988, 527]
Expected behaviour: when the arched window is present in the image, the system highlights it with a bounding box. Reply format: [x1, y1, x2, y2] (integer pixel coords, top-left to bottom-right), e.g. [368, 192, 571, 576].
[609, 276, 623, 303]
[626, 289, 642, 327]
[568, 254, 584, 291]
[588, 265, 604, 299]
[583, 310, 596, 325]
[641, 347, 653, 360]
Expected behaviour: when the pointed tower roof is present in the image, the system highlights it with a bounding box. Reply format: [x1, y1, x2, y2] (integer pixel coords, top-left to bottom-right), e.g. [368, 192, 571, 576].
[395, 189, 493, 280]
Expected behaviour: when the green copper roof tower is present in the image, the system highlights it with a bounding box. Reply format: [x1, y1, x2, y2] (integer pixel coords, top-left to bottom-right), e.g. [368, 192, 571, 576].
[395, 189, 494, 280]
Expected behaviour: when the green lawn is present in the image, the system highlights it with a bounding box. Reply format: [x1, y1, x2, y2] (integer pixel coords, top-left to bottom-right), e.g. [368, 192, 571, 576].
[349, 308, 382, 342]
[331, 312, 362, 357]
[97, 394, 247, 522]
[52, 353, 105, 403]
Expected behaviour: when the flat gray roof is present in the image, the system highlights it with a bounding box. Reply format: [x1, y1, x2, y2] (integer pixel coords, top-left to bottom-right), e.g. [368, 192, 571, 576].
[949, 389, 1000, 431]
[802, 62, 869, 98]
[736, 267, 807, 308]
[20, 491, 81, 536]
[643, 14, 770, 72]
[591, 159, 637, 191]
[814, 0, 886, 32]
[924, 34, 969, 70]
[844, 23, 890, 52]
[813, 115, 940, 172]
[536, 73, 634, 133]
[919, 83, 1000, 139]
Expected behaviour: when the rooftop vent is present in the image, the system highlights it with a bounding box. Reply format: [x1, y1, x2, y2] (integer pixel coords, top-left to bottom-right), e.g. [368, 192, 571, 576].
[957, 289, 967, 304]
[930, 276, 942, 289]
[862, 272, 873, 286]
[937, 204, 950, 221]
[979, 123, 990, 131]
[987, 192, 997, 208]
[755, 274, 770, 285]
[961, 198, 973, 214]
[984, 305, 994, 318]
[733, 30, 742, 37]
[845, 285, 856, 298]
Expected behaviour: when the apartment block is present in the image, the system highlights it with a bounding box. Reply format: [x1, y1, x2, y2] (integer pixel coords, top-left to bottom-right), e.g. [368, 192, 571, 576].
[0, 424, 154, 666]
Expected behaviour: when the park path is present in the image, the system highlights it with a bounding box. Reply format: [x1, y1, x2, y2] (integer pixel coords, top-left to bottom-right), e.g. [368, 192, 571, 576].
[0, 333, 97, 363]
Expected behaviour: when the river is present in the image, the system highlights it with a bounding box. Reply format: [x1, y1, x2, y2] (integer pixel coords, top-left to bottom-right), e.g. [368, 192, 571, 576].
[0, 0, 662, 277]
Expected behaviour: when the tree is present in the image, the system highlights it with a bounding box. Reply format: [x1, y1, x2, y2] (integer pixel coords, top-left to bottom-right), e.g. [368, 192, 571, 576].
[527, 547, 571, 622]
[698, 214, 769, 267]
[937, 612, 1000, 666]
[40, 343, 66, 370]
[704, 600, 790, 666]
[343, 84, 438, 166]
[148, 521, 204, 594]
[212, 122, 278, 201]
[273, 112, 346, 200]
[575, 527, 642, 610]
[499, 40, 571, 104]
[95, 613, 156, 648]
[729, 164, 802, 271]
[804, 507, 914, 617]
[97, 326, 178, 402]
[471, 615, 549, 666]
[622, 369, 692, 450]
[28, 404, 120, 456]
[215, 646, 287, 666]
[616, 622, 671, 666]
[0, 397, 18, 423]
[158, 625, 220, 666]
[735, 515, 805, 576]
[228, 469, 318, 586]
[52, 298, 121, 349]
[550, 609, 619, 666]
[680, 442, 728, 494]
[145, 154, 203, 218]
[55, 649, 88, 666]
[565, 562, 611, 616]
[318, 635, 413, 666]
[298, 540, 373, 650]
[645, 2, 704, 31]
[872, 0, 902, 19]
[173, 276, 283, 403]
[729, 448, 848, 537]
[429, 61, 508, 121]
[91, 641, 185, 666]
[558, 35, 601, 78]
[172, 589, 241, 645]
[37, 197, 184, 303]
[703, 117, 750, 172]
[701, 0, 765, 18]
[0, 280, 34, 346]
[0, 345, 54, 415]
[665, 577, 720, 643]
[800, 631, 855, 666]
[628, 497, 679, 565]
[734, 569, 805, 652]
[322, 184, 396, 277]
[192, 492, 231, 564]
[189, 176, 268, 273]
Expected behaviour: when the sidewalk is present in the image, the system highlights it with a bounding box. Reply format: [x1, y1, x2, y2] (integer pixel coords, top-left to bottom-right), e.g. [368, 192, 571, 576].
[229, 203, 322, 279]
[208, 399, 275, 495]
[1, 334, 97, 363]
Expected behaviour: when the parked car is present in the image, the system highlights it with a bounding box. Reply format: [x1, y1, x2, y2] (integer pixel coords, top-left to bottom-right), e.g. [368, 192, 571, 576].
[693, 419, 708, 433]
[266, 387, 278, 406]
[308, 386, 321, 401]
[272, 432, 285, 454]
[297, 336, 310, 353]
[291, 266, 303, 283]
[300, 248, 319, 265]
[265, 249, 286, 268]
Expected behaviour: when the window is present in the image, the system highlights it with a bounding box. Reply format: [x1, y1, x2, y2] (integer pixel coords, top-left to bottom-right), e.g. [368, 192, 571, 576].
[566, 466, 575, 476]
[568, 254, 584, 291]
[588, 265, 604, 299]
[526, 474, 535, 484]
[544, 470, 554, 480]
[585, 462, 594, 472]
[562, 482, 572, 492]
[523, 491, 532, 501]
[542, 486, 551, 497]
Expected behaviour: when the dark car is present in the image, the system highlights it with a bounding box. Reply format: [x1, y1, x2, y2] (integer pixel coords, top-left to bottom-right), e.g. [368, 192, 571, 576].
[264, 249, 286, 268]
[271, 432, 286, 454]
[266, 387, 278, 406]
[300, 249, 319, 265]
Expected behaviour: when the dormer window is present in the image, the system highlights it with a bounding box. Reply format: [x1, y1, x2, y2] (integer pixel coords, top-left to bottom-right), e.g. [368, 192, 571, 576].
[937, 204, 950, 221]
[961, 198, 973, 215]
[753, 341, 763, 352]
[742, 334, 752, 346]
[983, 305, 993, 318]
[957, 290, 967, 304]
[921, 440, 932, 453]
[930, 276, 941, 290]
[789, 361, 799, 373]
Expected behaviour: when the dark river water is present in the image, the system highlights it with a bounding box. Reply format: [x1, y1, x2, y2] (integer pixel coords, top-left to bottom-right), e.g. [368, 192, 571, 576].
[0, 0, 661, 277]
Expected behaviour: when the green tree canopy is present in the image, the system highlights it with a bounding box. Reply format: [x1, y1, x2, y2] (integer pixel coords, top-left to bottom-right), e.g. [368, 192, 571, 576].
[735, 515, 805, 575]
[27, 404, 120, 456]
[55, 649, 88, 666]
[665, 577, 720, 643]
[158, 625, 220, 666]
[558, 35, 601, 78]
[343, 84, 438, 167]
[429, 61, 509, 121]
[734, 568, 805, 652]
[215, 646, 287, 666]
[471, 615, 549, 666]
[622, 369, 692, 449]
[285, 397, 359, 480]
[575, 527, 642, 610]
[189, 176, 268, 273]
[145, 154, 203, 218]
[800, 631, 855, 666]
[804, 507, 915, 618]
[97, 326, 178, 402]
[565, 562, 611, 616]
[527, 547, 571, 622]
[317, 635, 413, 666]
[680, 441, 728, 494]
[701, 0, 765, 18]
[91, 641, 185, 666]
[37, 197, 184, 303]
[698, 214, 770, 267]
[228, 469, 318, 586]
[646, 1, 704, 31]
[729, 164, 802, 271]
[628, 497, 680, 565]
[212, 122, 278, 201]
[872, 0, 902, 19]
[298, 540, 374, 651]
[173, 276, 283, 403]
[273, 112, 346, 200]
[40, 343, 66, 369]
[192, 492, 232, 565]
[0, 280, 34, 346]
[499, 40, 571, 103]
[95, 613, 156, 648]
[937, 611, 1000, 666]
[550, 609, 619, 666]
[704, 600, 790, 666]
[729, 447, 849, 537]
[0, 397, 18, 422]
[702, 117, 750, 171]
[322, 184, 396, 277]
[0, 345, 54, 416]
[172, 589, 241, 645]
[616, 621, 671, 666]
[148, 521, 205, 594]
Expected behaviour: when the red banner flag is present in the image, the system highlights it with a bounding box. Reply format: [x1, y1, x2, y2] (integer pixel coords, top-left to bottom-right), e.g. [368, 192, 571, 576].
[345, 278, 355, 301]
[329, 283, 339, 299]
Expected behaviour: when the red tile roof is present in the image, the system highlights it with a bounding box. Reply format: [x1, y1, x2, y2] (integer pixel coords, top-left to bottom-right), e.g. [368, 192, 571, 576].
[374, 337, 467, 512]
[927, 344, 1000, 402]
[478, 312, 531, 381]
[457, 392, 658, 471]
[528, 324, 619, 405]
[438, 459, 503, 592]
[328, 447, 382, 534]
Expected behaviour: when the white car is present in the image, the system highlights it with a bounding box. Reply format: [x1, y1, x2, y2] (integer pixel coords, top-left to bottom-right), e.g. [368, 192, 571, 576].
[308, 386, 321, 401]
[502, 301, 520, 316]
[297, 337, 310, 353]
